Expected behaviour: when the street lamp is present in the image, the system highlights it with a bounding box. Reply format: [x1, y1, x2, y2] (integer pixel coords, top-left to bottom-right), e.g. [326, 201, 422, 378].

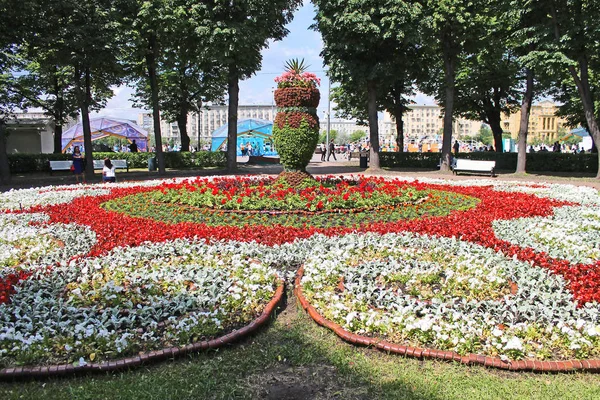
[326, 78, 331, 146]
[271, 87, 275, 121]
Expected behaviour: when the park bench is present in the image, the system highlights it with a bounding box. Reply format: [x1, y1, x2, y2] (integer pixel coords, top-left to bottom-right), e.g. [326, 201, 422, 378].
[452, 158, 496, 177]
[93, 159, 129, 172]
[48, 160, 73, 175]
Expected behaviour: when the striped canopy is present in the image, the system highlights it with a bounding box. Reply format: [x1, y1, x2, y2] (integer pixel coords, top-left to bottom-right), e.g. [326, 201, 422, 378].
[62, 117, 148, 152]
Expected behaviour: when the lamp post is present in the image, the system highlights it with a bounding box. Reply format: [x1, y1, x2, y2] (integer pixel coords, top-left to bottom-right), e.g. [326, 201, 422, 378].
[326, 79, 331, 146]
[271, 87, 275, 121]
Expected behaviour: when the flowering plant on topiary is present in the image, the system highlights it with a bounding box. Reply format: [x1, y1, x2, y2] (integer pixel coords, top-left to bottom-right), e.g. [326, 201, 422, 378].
[274, 58, 321, 88]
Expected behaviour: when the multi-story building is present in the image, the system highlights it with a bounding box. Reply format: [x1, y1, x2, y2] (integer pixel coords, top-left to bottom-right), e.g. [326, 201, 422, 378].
[382, 105, 482, 142]
[319, 118, 369, 138]
[139, 104, 275, 148]
[502, 101, 568, 143]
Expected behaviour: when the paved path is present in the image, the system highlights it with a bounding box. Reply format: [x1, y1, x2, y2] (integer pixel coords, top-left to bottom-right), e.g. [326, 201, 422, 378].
[2, 155, 599, 192]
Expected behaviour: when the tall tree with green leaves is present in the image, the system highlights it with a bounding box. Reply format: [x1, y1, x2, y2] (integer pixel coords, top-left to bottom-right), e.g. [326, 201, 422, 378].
[452, 34, 521, 153]
[313, 0, 423, 169]
[130, 1, 227, 153]
[15, 57, 80, 153]
[543, 0, 600, 177]
[210, 0, 301, 172]
[0, 0, 38, 184]
[420, 0, 483, 170]
[29, 0, 125, 179]
[121, 0, 178, 174]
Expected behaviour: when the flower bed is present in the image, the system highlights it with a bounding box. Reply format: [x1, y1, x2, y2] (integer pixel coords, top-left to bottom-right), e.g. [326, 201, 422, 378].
[296, 233, 600, 365]
[0, 239, 282, 374]
[1, 176, 600, 373]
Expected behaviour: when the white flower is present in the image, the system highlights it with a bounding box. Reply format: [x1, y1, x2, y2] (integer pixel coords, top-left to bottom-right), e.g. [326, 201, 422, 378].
[504, 336, 523, 351]
[586, 326, 600, 337]
[492, 328, 503, 337]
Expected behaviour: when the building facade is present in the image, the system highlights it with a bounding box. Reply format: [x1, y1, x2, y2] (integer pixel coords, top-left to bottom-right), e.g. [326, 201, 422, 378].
[382, 105, 482, 142]
[6, 112, 77, 154]
[502, 101, 568, 143]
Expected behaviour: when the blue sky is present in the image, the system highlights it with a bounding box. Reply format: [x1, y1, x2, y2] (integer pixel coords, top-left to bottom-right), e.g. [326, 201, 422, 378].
[94, 1, 433, 122]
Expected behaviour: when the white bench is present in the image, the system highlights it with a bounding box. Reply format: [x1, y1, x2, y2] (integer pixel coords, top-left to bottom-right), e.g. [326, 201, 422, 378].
[452, 159, 496, 177]
[93, 159, 129, 172]
[49, 160, 73, 175]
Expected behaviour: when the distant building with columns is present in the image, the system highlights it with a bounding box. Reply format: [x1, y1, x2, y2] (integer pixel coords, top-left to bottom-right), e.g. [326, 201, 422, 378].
[502, 101, 568, 143]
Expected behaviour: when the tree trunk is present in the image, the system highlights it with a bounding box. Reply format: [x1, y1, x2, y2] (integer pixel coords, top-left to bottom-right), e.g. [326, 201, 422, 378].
[177, 107, 190, 152]
[226, 65, 239, 172]
[146, 33, 165, 174]
[516, 68, 534, 173]
[54, 124, 63, 154]
[366, 79, 380, 170]
[0, 121, 11, 185]
[550, 5, 600, 178]
[487, 113, 504, 153]
[394, 105, 405, 153]
[82, 67, 95, 181]
[53, 76, 65, 153]
[440, 38, 455, 171]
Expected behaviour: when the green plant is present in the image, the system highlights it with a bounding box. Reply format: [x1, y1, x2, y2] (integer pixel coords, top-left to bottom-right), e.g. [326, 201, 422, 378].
[273, 118, 319, 172]
[284, 58, 309, 74]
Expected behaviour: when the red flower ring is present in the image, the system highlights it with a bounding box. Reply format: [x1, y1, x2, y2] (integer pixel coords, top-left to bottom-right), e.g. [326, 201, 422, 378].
[26, 178, 600, 304]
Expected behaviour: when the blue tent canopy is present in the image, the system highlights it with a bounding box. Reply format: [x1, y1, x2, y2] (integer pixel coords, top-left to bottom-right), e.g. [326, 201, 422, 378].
[211, 119, 276, 155]
[570, 127, 591, 137]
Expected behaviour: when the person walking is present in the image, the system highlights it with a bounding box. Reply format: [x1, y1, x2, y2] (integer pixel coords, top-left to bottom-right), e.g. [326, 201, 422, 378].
[453, 140, 460, 156]
[320, 143, 326, 161]
[327, 139, 337, 161]
[129, 140, 138, 153]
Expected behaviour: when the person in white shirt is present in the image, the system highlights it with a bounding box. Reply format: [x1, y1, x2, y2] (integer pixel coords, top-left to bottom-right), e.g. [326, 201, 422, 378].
[102, 158, 116, 183]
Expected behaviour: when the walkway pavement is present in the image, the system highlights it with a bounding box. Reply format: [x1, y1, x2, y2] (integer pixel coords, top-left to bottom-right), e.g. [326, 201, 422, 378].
[2, 154, 599, 192]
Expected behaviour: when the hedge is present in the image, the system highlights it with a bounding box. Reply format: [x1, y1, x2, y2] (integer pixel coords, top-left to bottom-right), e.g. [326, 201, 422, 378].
[379, 151, 599, 173]
[7, 151, 227, 173]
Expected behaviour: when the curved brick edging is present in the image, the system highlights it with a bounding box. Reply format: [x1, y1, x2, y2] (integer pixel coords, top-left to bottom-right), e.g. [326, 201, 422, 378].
[0, 280, 285, 380]
[295, 267, 600, 373]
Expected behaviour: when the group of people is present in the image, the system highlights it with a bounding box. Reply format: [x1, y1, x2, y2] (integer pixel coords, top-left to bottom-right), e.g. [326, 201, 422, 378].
[69, 146, 118, 184]
[320, 140, 368, 161]
[529, 142, 585, 153]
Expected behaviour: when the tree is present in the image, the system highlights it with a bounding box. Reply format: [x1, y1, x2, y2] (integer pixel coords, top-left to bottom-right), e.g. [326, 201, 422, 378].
[450, 7, 521, 154]
[0, 0, 38, 184]
[30, 0, 125, 180]
[210, 0, 302, 172]
[543, 1, 600, 177]
[420, 0, 483, 170]
[313, 0, 423, 170]
[15, 57, 80, 153]
[121, 0, 179, 174]
[130, 1, 227, 153]
[350, 130, 367, 142]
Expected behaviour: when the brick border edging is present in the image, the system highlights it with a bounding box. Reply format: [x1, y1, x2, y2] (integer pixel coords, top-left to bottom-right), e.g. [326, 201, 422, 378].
[295, 267, 600, 373]
[0, 281, 285, 380]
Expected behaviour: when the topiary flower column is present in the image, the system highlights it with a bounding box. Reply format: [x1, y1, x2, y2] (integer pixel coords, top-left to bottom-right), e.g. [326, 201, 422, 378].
[272, 61, 321, 173]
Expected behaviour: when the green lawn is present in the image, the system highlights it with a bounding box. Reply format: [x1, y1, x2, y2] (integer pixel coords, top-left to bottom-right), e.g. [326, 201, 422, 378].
[2, 292, 600, 400]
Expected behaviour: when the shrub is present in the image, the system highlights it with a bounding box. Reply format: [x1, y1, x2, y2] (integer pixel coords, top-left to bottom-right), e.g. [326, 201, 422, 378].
[7, 151, 226, 173]
[379, 152, 598, 173]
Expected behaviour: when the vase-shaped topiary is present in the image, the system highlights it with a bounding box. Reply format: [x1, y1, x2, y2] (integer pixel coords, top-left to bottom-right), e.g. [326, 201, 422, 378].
[272, 59, 321, 173]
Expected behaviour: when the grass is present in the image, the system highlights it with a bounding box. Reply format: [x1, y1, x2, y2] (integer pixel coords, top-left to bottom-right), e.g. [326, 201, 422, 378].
[1, 291, 600, 400]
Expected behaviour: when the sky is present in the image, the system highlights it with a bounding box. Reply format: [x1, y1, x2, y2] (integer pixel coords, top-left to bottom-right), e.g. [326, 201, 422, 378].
[92, 1, 434, 122]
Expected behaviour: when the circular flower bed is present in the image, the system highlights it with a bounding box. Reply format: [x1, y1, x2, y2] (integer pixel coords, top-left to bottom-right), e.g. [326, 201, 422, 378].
[102, 176, 478, 229]
[0, 239, 281, 370]
[297, 233, 600, 364]
[1, 176, 600, 374]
